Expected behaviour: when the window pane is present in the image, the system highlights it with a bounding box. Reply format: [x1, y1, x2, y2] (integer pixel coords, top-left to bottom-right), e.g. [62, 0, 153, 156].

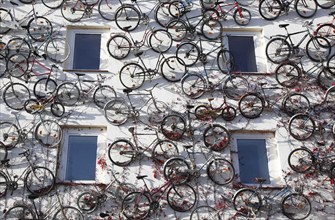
[73, 34, 101, 70]
[237, 139, 270, 184]
[66, 135, 97, 180]
[228, 36, 257, 72]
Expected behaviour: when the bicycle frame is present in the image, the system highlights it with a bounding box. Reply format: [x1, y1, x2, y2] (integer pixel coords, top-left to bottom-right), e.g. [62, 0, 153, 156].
[2, 2, 37, 30]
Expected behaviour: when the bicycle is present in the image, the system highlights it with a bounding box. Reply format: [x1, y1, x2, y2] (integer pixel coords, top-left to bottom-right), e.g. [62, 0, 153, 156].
[266, 21, 331, 64]
[163, 145, 235, 185]
[121, 175, 197, 219]
[107, 25, 173, 60]
[56, 73, 116, 109]
[315, 11, 335, 47]
[232, 176, 312, 219]
[0, 149, 55, 197]
[104, 83, 170, 126]
[118, 51, 187, 89]
[108, 126, 179, 166]
[238, 82, 311, 119]
[259, 0, 317, 21]
[4, 190, 84, 219]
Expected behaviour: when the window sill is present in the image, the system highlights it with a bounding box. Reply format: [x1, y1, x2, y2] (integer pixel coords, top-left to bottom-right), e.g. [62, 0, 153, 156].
[233, 181, 285, 190]
[64, 69, 109, 73]
[56, 180, 98, 186]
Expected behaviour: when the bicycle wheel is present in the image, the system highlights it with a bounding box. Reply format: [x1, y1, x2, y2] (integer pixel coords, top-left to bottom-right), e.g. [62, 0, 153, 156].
[61, 0, 86, 22]
[222, 106, 236, 121]
[0, 142, 7, 161]
[317, 68, 334, 90]
[201, 9, 222, 40]
[107, 34, 131, 59]
[259, 0, 281, 21]
[275, 62, 301, 88]
[108, 139, 135, 166]
[161, 114, 186, 140]
[203, 124, 230, 151]
[295, 0, 317, 18]
[152, 140, 179, 165]
[167, 183, 197, 212]
[33, 77, 58, 99]
[238, 93, 264, 119]
[217, 49, 234, 73]
[27, 16, 53, 42]
[200, 0, 217, 9]
[98, 0, 120, 21]
[6, 53, 28, 78]
[288, 114, 316, 141]
[327, 53, 335, 75]
[190, 205, 221, 220]
[45, 37, 71, 63]
[122, 192, 151, 220]
[119, 63, 145, 89]
[0, 8, 13, 34]
[195, 105, 211, 121]
[282, 93, 310, 117]
[207, 158, 235, 185]
[163, 157, 190, 185]
[149, 29, 172, 53]
[3, 83, 31, 110]
[5, 37, 31, 59]
[51, 102, 65, 117]
[155, 2, 177, 27]
[104, 99, 129, 125]
[306, 36, 331, 62]
[147, 100, 168, 124]
[53, 206, 84, 220]
[35, 120, 63, 148]
[0, 54, 6, 78]
[25, 166, 55, 196]
[56, 82, 80, 106]
[0, 171, 8, 197]
[77, 192, 98, 213]
[315, 0, 335, 8]
[24, 98, 41, 114]
[115, 5, 140, 31]
[233, 8, 251, 26]
[93, 85, 117, 109]
[316, 24, 335, 47]
[176, 42, 200, 67]
[223, 75, 249, 100]
[19, 0, 34, 3]
[236, 0, 255, 6]
[0, 122, 19, 149]
[161, 56, 187, 82]
[4, 205, 36, 220]
[288, 147, 314, 173]
[166, 19, 188, 42]
[281, 193, 311, 220]
[181, 73, 206, 99]
[42, 0, 64, 9]
[266, 37, 291, 64]
[233, 188, 261, 218]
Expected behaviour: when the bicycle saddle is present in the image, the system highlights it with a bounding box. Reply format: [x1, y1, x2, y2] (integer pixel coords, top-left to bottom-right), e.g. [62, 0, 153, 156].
[254, 178, 267, 183]
[75, 73, 86, 77]
[123, 88, 133, 93]
[28, 194, 40, 200]
[186, 104, 195, 109]
[123, 26, 133, 31]
[279, 24, 289, 28]
[183, 145, 193, 149]
[136, 175, 148, 180]
[134, 51, 144, 57]
[208, 97, 214, 102]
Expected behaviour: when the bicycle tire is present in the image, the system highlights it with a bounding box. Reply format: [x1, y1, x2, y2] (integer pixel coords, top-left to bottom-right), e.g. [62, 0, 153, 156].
[207, 158, 235, 185]
[259, 0, 282, 21]
[24, 98, 41, 114]
[161, 114, 186, 140]
[233, 8, 251, 26]
[0, 142, 8, 161]
[0, 171, 8, 197]
[275, 61, 302, 88]
[27, 16, 53, 42]
[3, 82, 31, 110]
[181, 73, 206, 99]
[0, 54, 6, 78]
[147, 100, 168, 124]
[53, 206, 84, 220]
[51, 102, 65, 117]
[166, 19, 188, 42]
[56, 82, 80, 106]
[315, 23, 335, 47]
[77, 192, 99, 213]
[25, 166, 55, 196]
[161, 56, 187, 82]
[61, 0, 86, 22]
[122, 192, 151, 219]
[6, 53, 29, 78]
[98, 0, 120, 21]
[195, 105, 211, 121]
[93, 85, 117, 109]
[288, 113, 316, 141]
[107, 34, 131, 59]
[222, 106, 236, 121]
[149, 29, 173, 53]
[108, 139, 135, 166]
[155, 2, 177, 27]
[5, 37, 32, 59]
[35, 120, 63, 148]
[266, 37, 291, 64]
[238, 93, 264, 119]
[104, 99, 129, 126]
[119, 62, 145, 89]
[42, 0, 65, 9]
[306, 36, 331, 62]
[19, 0, 34, 3]
[115, 5, 140, 31]
[217, 49, 234, 74]
[167, 183, 197, 212]
[190, 205, 221, 220]
[282, 93, 310, 117]
[281, 193, 311, 220]
[223, 75, 249, 100]
[200, 0, 217, 9]
[327, 53, 335, 75]
[317, 68, 334, 90]
[295, 0, 317, 19]
[0, 122, 20, 150]
[0, 8, 13, 34]
[201, 9, 222, 40]
[152, 140, 179, 165]
[176, 42, 200, 67]
[203, 124, 230, 151]
[315, 0, 335, 8]
[45, 37, 71, 63]
[4, 204, 36, 220]
[163, 157, 190, 185]
[288, 147, 314, 173]
[233, 188, 261, 218]
[33, 77, 58, 99]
